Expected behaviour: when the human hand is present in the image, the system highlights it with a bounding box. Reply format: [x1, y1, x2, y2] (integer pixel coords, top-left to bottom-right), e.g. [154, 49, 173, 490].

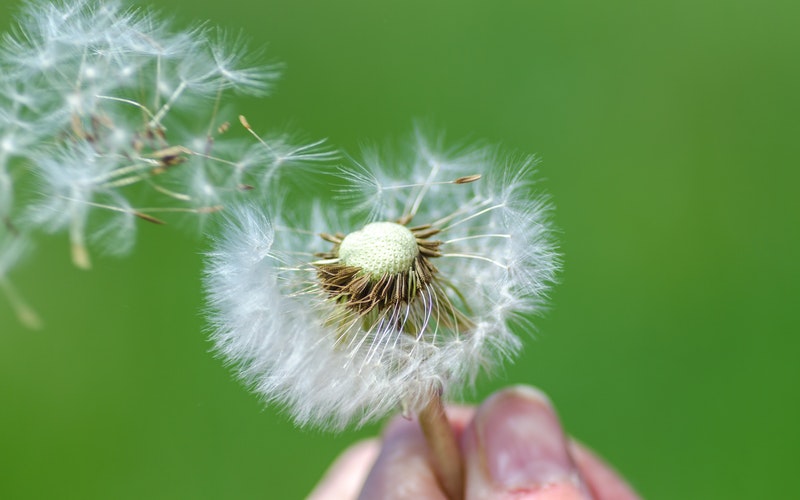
[309, 385, 639, 500]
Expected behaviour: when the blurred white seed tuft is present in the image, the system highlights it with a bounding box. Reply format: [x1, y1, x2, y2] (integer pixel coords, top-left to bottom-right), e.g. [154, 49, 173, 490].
[0, 0, 334, 326]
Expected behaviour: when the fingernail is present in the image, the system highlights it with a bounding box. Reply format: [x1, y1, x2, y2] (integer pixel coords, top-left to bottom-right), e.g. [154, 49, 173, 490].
[476, 385, 580, 491]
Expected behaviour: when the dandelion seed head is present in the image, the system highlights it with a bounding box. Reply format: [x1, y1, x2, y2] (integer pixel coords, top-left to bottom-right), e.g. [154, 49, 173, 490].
[205, 130, 559, 430]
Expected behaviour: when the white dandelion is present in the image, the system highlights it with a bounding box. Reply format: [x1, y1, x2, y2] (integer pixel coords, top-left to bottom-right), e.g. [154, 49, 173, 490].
[204, 130, 559, 497]
[0, 0, 328, 269]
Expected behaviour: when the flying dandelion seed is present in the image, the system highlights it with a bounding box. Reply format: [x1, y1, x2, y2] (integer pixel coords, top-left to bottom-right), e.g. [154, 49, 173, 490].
[204, 130, 559, 431]
[0, 231, 41, 330]
[0, 0, 331, 270]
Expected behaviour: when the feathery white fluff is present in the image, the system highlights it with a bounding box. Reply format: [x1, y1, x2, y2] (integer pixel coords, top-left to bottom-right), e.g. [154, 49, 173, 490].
[0, 0, 311, 269]
[204, 132, 559, 429]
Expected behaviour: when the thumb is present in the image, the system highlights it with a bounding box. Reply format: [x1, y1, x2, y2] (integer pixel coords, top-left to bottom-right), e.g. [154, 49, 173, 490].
[461, 386, 592, 500]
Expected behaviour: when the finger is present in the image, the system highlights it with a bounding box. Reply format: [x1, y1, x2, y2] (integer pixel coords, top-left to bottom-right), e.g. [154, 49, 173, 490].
[357, 416, 448, 500]
[568, 441, 641, 500]
[461, 385, 592, 500]
[308, 439, 380, 500]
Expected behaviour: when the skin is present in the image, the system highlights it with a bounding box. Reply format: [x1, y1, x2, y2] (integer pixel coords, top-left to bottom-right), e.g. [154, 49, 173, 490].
[309, 386, 640, 500]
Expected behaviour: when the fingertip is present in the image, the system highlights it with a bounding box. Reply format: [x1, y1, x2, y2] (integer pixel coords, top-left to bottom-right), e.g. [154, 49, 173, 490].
[462, 385, 592, 499]
[568, 440, 642, 500]
[308, 439, 380, 500]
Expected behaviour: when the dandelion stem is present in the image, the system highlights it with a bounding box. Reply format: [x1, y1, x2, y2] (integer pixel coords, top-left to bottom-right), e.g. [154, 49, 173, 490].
[418, 391, 464, 500]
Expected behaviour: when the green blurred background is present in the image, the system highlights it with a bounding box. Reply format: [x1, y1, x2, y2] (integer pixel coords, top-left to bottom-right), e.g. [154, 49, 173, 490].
[1, 0, 798, 498]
